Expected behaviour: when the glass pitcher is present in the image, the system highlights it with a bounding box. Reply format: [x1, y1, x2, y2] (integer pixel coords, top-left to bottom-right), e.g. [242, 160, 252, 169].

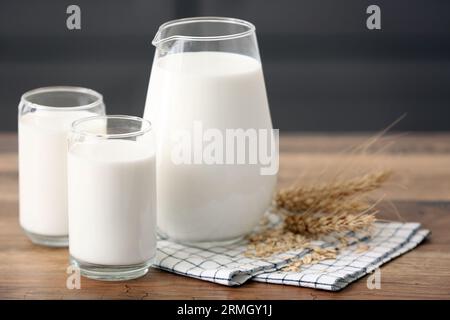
[144, 17, 277, 244]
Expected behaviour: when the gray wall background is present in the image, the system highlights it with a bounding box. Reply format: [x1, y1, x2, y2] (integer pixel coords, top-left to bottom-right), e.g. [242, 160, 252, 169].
[1, 0, 450, 132]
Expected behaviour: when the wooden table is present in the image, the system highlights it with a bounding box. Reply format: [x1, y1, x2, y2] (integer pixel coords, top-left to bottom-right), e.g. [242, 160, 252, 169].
[1, 133, 449, 299]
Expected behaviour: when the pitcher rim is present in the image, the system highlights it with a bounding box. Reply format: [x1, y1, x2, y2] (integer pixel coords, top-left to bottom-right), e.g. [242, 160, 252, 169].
[152, 16, 256, 46]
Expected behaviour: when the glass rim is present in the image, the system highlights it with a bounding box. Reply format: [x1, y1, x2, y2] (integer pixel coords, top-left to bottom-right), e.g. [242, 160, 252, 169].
[71, 115, 152, 139]
[153, 16, 256, 46]
[20, 86, 104, 111]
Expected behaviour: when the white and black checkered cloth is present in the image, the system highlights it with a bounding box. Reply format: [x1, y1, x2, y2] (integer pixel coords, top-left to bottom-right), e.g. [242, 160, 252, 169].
[153, 213, 429, 291]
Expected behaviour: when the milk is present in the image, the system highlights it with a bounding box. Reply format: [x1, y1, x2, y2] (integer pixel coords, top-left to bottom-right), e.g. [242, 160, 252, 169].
[68, 139, 156, 266]
[144, 51, 277, 242]
[19, 110, 97, 237]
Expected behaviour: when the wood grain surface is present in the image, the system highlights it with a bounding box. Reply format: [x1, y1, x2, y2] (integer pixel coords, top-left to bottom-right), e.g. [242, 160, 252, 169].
[1, 133, 449, 300]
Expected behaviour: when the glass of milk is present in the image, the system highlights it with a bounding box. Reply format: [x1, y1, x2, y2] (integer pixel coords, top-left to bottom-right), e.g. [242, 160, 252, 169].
[144, 17, 278, 244]
[67, 115, 156, 281]
[18, 86, 105, 247]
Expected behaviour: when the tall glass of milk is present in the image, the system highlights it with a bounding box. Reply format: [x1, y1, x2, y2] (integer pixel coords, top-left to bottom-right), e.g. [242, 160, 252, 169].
[144, 17, 278, 244]
[18, 86, 105, 247]
[68, 115, 156, 280]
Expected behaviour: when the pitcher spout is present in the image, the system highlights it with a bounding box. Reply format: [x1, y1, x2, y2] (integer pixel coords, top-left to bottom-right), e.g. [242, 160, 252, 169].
[151, 29, 162, 47]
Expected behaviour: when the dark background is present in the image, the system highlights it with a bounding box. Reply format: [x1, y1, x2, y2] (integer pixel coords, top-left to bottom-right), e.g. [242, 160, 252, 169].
[1, 0, 450, 132]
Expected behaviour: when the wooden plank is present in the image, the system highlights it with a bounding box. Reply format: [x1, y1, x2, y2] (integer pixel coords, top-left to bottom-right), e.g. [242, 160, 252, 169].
[0, 201, 448, 300]
[1, 133, 449, 299]
[279, 133, 450, 154]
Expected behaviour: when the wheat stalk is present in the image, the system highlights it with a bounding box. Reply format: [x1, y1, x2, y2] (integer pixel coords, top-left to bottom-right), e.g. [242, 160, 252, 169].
[245, 228, 309, 258]
[284, 212, 376, 236]
[282, 247, 338, 272]
[275, 170, 391, 214]
[246, 167, 392, 258]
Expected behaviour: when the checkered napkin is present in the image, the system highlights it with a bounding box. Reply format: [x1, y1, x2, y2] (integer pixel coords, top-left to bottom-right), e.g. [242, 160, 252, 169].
[153, 213, 429, 291]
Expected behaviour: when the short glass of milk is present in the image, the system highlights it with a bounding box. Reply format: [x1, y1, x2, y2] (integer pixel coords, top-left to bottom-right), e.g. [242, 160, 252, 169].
[18, 86, 105, 247]
[68, 115, 156, 281]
